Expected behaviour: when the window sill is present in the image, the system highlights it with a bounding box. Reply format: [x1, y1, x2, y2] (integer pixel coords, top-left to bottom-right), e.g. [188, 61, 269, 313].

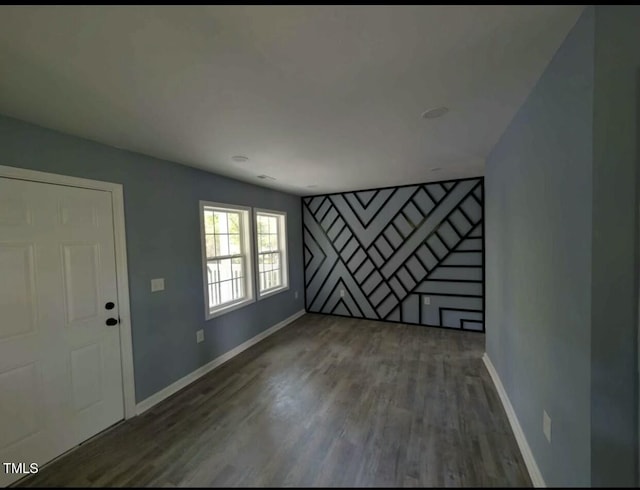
[258, 285, 289, 300]
[206, 297, 255, 320]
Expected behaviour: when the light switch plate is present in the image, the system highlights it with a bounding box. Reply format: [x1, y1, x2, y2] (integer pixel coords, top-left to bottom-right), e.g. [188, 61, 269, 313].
[196, 329, 204, 343]
[151, 278, 165, 292]
[423, 296, 431, 305]
[294, 291, 299, 299]
[340, 289, 345, 297]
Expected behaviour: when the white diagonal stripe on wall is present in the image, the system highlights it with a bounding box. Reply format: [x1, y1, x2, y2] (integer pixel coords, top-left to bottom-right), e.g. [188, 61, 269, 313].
[303, 228, 326, 285]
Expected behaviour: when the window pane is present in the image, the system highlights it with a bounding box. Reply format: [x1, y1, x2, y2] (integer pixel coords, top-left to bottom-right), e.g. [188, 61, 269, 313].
[215, 234, 229, 256]
[258, 234, 269, 253]
[219, 280, 233, 304]
[208, 260, 221, 283]
[263, 234, 275, 252]
[216, 212, 230, 233]
[258, 253, 281, 284]
[228, 213, 240, 234]
[260, 255, 271, 273]
[208, 266, 246, 307]
[229, 234, 241, 255]
[218, 258, 232, 281]
[232, 274, 244, 299]
[209, 283, 216, 306]
[231, 257, 243, 280]
[257, 215, 268, 235]
[204, 211, 214, 234]
[209, 281, 222, 307]
[270, 269, 280, 288]
[205, 234, 216, 258]
[269, 234, 278, 252]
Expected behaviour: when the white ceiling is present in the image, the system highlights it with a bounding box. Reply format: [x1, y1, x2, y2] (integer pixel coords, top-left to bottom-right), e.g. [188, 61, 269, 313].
[0, 5, 584, 195]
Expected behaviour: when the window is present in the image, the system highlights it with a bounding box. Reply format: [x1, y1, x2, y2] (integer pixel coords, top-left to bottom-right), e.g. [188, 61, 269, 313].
[200, 202, 254, 319]
[255, 209, 288, 298]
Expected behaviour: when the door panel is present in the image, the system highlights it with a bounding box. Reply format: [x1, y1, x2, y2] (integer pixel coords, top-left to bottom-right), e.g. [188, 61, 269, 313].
[0, 197, 31, 225]
[0, 244, 37, 339]
[62, 243, 100, 324]
[0, 363, 42, 447]
[70, 343, 103, 411]
[0, 177, 124, 486]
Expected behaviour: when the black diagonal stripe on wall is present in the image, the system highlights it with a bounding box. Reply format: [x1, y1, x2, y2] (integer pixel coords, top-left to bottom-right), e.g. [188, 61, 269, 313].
[302, 177, 484, 332]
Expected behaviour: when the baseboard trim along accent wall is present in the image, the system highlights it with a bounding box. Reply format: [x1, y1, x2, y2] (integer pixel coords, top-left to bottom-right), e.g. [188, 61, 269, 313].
[303, 177, 485, 331]
[136, 309, 306, 415]
[483, 353, 546, 487]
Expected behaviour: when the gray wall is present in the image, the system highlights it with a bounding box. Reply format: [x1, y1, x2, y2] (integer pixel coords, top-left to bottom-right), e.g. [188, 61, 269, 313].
[303, 178, 484, 330]
[0, 114, 304, 402]
[591, 6, 639, 486]
[487, 5, 640, 486]
[485, 7, 594, 486]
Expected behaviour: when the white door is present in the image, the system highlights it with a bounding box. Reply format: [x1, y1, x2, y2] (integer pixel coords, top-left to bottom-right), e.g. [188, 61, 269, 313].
[0, 177, 124, 486]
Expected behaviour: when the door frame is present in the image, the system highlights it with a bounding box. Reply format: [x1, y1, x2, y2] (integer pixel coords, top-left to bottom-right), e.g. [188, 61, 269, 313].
[0, 164, 137, 419]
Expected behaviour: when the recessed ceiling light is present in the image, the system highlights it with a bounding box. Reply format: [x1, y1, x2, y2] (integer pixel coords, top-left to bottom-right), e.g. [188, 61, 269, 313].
[421, 107, 449, 119]
[231, 155, 249, 163]
[257, 174, 276, 181]
[431, 167, 442, 171]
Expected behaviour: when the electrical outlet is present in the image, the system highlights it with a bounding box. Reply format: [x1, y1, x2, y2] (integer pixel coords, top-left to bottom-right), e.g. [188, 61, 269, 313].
[151, 278, 165, 292]
[340, 289, 345, 297]
[423, 296, 431, 305]
[294, 291, 299, 299]
[543, 410, 552, 443]
[196, 329, 204, 344]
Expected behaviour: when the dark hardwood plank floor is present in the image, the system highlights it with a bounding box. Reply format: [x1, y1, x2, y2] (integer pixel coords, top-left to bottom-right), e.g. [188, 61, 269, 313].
[17, 314, 531, 487]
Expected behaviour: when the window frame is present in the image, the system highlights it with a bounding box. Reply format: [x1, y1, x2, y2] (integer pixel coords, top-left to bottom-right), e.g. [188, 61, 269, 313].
[199, 201, 255, 320]
[254, 208, 289, 299]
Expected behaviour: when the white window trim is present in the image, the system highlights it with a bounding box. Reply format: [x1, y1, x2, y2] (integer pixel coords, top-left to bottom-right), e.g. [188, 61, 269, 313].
[254, 207, 289, 299]
[199, 201, 255, 320]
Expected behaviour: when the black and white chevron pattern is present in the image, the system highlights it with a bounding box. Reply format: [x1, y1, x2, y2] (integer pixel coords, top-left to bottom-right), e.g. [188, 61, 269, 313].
[303, 178, 484, 331]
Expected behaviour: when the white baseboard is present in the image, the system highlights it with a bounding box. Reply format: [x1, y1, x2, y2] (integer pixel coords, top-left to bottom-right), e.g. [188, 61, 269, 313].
[136, 309, 306, 415]
[482, 353, 546, 488]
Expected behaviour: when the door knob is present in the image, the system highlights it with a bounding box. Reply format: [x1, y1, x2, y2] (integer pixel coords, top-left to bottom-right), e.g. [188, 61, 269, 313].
[105, 302, 115, 310]
[106, 318, 119, 326]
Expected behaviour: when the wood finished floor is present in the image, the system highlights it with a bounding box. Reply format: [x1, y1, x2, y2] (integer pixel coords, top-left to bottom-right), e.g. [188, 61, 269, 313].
[17, 314, 531, 487]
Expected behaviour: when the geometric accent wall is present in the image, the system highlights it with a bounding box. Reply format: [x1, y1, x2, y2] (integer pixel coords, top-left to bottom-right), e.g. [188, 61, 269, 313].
[302, 177, 484, 331]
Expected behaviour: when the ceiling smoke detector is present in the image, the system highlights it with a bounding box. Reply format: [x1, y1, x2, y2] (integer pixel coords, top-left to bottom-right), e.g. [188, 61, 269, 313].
[421, 107, 449, 119]
[231, 155, 249, 163]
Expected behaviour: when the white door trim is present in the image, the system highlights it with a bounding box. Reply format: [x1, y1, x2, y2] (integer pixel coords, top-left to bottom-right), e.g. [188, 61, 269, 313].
[0, 164, 136, 420]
